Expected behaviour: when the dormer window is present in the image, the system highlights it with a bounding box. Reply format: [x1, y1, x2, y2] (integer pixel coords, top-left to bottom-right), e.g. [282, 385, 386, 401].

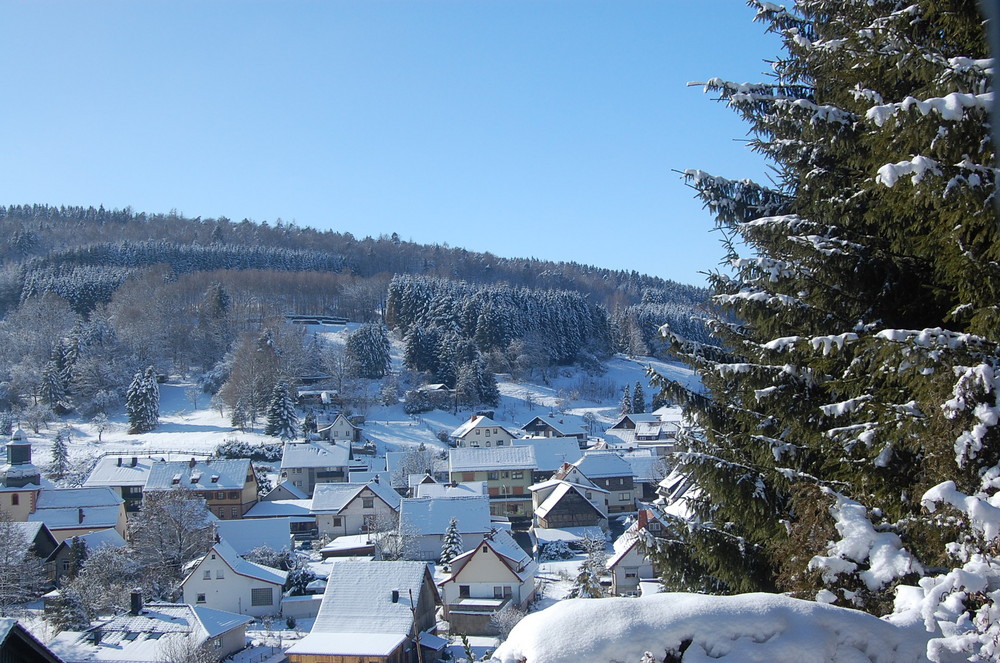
[172, 475, 181, 485]
[211, 475, 219, 483]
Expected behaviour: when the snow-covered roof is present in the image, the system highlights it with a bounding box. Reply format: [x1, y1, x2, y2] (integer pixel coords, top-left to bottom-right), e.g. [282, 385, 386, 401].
[286, 632, 407, 657]
[262, 481, 308, 500]
[310, 481, 401, 514]
[534, 482, 607, 520]
[492, 592, 930, 663]
[622, 451, 666, 483]
[29, 505, 122, 531]
[606, 510, 665, 570]
[415, 481, 487, 498]
[48, 602, 250, 663]
[83, 456, 159, 488]
[312, 560, 435, 635]
[216, 518, 291, 555]
[450, 415, 516, 439]
[58, 528, 127, 552]
[520, 414, 588, 437]
[244, 499, 313, 519]
[399, 496, 492, 537]
[572, 451, 634, 479]
[513, 438, 583, 472]
[144, 458, 251, 491]
[280, 440, 352, 470]
[349, 470, 391, 484]
[35, 487, 123, 509]
[194, 540, 287, 586]
[610, 413, 661, 429]
[532, 526, 605, 546]
[448, 446, 536, 472]
[408, 472, 438, 489]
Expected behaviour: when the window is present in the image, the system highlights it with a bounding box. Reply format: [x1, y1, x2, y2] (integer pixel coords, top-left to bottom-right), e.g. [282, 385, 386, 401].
[620, 492, 631, 501]
[496, 439, 505, 446]
[331, 516, 343, 528]
[217, 491, 225, 500]
[362, 497, 374, 509]
[624, 568, 638, 579]
[10, 494, 18, 506]
[485, 440, 491, 447]
[196, 593, 206, 603]
[459, 585, 470, 598]
[123, 632, 138, 642]
[501, 471, 509, 479]
[228, 491, 239, 499]
[503, 586, 513, 598]
[511, 471, 522, 479]
[585, 492, 592, 500]
[203, 570, 211, 580]
[470, 441, 480, 448]
[62, 560, 70, 572]
[485, 429, 491, 437]
[251, 587, 274, 606]
[475, 430, 480, 436]
[218, 508, 226, 519]
[487, 471, 498, 480]
[231, 506, 239, 518]
[494, 586, 503, 598]
[216, 569, 224, 579]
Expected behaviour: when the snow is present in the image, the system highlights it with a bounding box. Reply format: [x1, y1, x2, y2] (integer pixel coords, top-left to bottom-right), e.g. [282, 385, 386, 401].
[867, 91, 993, 127]
[921, 481, 1000, 541]
[875, 156, 942, 187]
[492, 593, 931, 663]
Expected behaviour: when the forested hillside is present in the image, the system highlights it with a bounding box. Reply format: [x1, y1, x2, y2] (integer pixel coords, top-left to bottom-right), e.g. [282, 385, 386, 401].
[0, 203, 709, 426]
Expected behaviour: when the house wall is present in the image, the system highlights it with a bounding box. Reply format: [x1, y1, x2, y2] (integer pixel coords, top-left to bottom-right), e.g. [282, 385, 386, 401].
[610, 544, 654, 596]
[455, 427, 514, 448]
[443, 547, 530, 606]
[316, 489, 398, 539]
[448, 470, 533, 519]
[592, 476, 635, 513]
[288, 651, 401, 663]
[1, 489, 36, 521]
[181, 553, 282, 617]
[536, 491, 608, 530]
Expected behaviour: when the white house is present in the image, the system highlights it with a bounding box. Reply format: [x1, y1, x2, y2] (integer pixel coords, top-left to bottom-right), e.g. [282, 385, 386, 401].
[398, 495, 492, 561]
[317, 413, 362, 446]
[280, 440, 354, 496]
[438, 528, 537, 635]
[606, 509, 664, 596]
[450, 415, 517, 448]
[82, 455, 158, 515]
[181, 540, 287, 618]
[310, 480, 402, 539]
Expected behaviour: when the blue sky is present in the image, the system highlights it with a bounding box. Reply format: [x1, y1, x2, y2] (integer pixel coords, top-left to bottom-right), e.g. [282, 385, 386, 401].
[1, 1, 782, 286]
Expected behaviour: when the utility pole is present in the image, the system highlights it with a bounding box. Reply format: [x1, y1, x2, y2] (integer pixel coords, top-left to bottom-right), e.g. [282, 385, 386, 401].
[409, 588, 425, 663]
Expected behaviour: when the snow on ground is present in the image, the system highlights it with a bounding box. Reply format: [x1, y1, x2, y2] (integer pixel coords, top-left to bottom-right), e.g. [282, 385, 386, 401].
[492, 592, 932, 663]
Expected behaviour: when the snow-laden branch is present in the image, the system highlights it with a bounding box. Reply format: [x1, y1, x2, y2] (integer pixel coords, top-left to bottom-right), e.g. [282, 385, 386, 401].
[875, 156, 941, 187]
[867, 91, 993, 127]
[921, 481, 1000, 541]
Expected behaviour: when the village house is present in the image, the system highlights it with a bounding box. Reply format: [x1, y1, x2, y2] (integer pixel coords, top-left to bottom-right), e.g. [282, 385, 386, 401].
[397, 495, 492, 561]
[0, 429, 42, 521]
[143, 458, 259, 520]
[15, 521, 59, 560]
[82, 455, 158, 514]
[602, 408, 683, 456]
[606, 509, 665, 596]
[558, 450, 636, 514]
[280, 439, 354, 496]
[47, 529, 126, 585]
[448, 447, 536, 520]
[529, 479, 609, 531]
[286, 560, 441, 663]
[0, 618, 64, 663]
[438, 528, 537, 636]
[49, 592, 251, 663]
[316, 413, 362, 446]
[181, 540, 287, 618]
[215, 517, 292, 556]
[28, 487, 127, 543]
[519, 413, 589, 447]
[244, 497, 317, 540]
[449, 415, 516, 448]
[414, 481, 487, 499]
[310, 480, 402, 539]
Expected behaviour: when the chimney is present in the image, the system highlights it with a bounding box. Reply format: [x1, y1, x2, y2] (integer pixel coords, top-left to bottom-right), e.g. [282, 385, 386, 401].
[391, 590, 399, 603]
[131, 457, 138, 467]
[637, 509, 649, 531]
[77, 507, 84, 524]
[373, 474, 379, 484]
[117, 457, 122, 467]
[189, 457, 196, 468]
[130, 589, 143, 615]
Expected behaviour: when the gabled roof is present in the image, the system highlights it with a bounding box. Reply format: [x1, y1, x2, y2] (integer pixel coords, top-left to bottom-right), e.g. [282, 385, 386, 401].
[13, 521, 58, 549]
[216, 518, 291, 556]
[606, 509, 664, 570]
[144, 459, 251, 492]
[572, 451, 634, 479]
[29, 505, 122, 531]
[450, 415, 516, 440]
[534, 481, 607, 520]
[444, 529, 536, 583]
[513, 438, 583, 472]
[83, 456, 158, 488]
[312, 560, 437, 635]
[280, 440, 352, 470]
[0, 618, 64, 663]
[53, 528, 126, 555]
[449, 446, 536, 473]
[622, 451, 667, 483]
[310, 481, 401, 515]
[399, 496, 491, 537]
[609, 413, 661, 429]
[244, 499, 313, 519]
[262, 481, 308, 500]
[520, 414, 588, 437]
[35, 487, 122, 509]
[188, 540, 287, 586]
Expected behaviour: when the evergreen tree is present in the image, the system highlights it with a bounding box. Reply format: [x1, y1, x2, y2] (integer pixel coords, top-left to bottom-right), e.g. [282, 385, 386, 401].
[49, 426, 70, 479]
[649, 0, 996, 625]
[48, 585, 89, 631]
[125, 366, 159, 434]
[264, 383, 298, 441]
[230, 398, 250, 432]
[67, 535, 88, 580]
[632, 381, 645, 414]
[40, 358, 69, 413]
[619, 384, 632, 416]
[440, 517, 464, 572]
[345, 322, 391, 379]
[567, 533, 607, 599]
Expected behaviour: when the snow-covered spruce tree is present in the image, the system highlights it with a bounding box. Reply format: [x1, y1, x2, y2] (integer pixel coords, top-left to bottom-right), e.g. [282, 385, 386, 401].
[49, 426, 70, 479]
[125, 366, 159, 434]
[649, 0, 996, 627]
[440, 516, 464, 572]
[264, 382, 298, 441]
[345, 322, 391, 379]
[632, 381, 646, 414]
[620, 384, 632, 416]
